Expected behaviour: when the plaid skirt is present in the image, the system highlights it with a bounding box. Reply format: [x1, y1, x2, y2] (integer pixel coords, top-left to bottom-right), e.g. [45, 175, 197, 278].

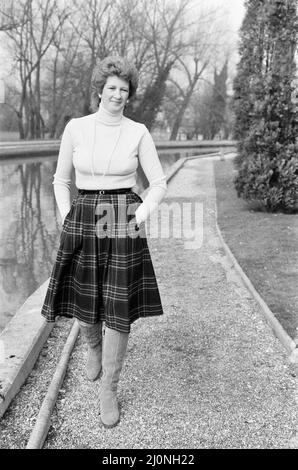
[41, 189, 164, 333]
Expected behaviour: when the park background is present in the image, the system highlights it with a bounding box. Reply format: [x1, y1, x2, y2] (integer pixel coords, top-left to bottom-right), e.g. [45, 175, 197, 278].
[1, 0, 298, 450]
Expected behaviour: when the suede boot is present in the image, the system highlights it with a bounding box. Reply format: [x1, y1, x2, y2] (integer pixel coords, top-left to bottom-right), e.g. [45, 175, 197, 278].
[99, 327, 129, 428]
[78, 320, 102, 381]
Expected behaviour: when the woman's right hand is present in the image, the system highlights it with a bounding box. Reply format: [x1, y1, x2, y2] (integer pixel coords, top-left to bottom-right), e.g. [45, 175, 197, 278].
[61, 208, 70, 225]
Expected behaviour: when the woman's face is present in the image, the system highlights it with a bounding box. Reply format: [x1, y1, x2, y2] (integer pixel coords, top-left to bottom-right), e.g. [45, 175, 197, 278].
[100, 75, 130, 114]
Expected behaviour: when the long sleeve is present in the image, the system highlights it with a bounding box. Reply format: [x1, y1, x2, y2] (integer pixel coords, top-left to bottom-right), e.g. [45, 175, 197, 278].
[53, 120, 74, 222]
[135, 128, 167, 224]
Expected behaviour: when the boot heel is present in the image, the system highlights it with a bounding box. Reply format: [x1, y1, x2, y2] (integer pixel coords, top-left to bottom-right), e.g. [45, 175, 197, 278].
[100, 391, 120, 428]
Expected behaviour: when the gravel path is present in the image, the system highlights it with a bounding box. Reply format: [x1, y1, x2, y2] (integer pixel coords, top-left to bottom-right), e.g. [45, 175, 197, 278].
[1, 158, 298, 449]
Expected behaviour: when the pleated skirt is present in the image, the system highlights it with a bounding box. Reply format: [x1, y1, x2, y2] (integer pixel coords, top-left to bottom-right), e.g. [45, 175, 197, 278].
[41, 189, 164, 332]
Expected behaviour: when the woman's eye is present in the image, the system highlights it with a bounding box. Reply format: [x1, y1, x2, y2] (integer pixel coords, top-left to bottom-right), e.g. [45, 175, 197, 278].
[108, 87, 128, 92]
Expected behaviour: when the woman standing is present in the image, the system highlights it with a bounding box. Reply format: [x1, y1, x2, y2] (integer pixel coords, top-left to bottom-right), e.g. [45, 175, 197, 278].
[41, 56, 167, 428]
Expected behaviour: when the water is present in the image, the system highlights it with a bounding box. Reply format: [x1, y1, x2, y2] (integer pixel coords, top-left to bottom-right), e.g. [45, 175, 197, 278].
[0, 152, 181, 332]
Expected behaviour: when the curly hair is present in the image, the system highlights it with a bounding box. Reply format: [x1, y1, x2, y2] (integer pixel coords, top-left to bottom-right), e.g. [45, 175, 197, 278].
[90, 55, 139, 112]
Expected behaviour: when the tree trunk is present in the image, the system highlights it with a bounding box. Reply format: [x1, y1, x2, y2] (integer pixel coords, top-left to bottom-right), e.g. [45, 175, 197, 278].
[132, 62, 173, 130]
[170, 88, 195, 140]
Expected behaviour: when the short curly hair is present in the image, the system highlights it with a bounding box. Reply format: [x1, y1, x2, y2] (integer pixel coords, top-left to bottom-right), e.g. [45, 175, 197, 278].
[90, 55, 139, 112]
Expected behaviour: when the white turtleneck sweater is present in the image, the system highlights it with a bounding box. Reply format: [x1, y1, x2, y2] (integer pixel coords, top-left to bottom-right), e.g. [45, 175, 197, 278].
[53, 103, 167, 225]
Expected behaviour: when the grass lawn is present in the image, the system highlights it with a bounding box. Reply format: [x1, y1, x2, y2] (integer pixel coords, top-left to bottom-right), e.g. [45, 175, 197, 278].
[213, 158, 298, 341]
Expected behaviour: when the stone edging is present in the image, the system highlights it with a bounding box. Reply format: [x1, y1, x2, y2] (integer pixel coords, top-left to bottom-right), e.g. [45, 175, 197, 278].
[212, 168, 298, 364]
[26, 320, 80, 449]
[0, 280, 54, 418]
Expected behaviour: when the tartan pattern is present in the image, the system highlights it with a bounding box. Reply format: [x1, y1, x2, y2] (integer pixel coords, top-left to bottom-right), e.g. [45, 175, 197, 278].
[41, 191, 164, 332]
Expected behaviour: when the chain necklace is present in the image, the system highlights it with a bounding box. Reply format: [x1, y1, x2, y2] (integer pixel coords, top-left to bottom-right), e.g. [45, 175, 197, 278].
[91, 116, 123, 184]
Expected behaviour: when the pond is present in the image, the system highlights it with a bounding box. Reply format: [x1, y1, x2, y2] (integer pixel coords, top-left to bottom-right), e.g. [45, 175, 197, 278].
[0, 151, 183, 332]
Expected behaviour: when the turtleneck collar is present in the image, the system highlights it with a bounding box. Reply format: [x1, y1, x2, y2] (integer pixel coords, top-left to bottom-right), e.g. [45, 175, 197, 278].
[95, 102, 123, 126]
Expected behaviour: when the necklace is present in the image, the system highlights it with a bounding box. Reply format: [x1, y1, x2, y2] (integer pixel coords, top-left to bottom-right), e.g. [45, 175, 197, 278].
[91, 116, 123, 184]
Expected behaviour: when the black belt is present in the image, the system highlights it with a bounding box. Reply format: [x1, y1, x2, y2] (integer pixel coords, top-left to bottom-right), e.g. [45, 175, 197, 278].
[78, 188, 132, 195]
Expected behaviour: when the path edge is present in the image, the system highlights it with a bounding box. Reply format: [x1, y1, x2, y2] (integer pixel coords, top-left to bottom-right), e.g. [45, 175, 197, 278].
[212, 162, 298, 364]
[0, 280, 54, 418]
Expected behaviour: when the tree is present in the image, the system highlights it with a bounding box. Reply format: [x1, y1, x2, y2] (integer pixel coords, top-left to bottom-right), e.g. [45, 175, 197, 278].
[233, 0, 265, 161]
[163, 2, 234, 141]
[208, 60, 228, 139]
[169, 58, 231, 141]
[44, 16, 82, 137]
[69, 0, 116, 115]
[233, 0, 298, 212]
[1, 0, 236, 140]
[0, 0, 25, 31]
[2, 0, 69, 138]
[128, 0, 193, 129]
[191, 60, 229, 140]
[168, 57, 208, 140]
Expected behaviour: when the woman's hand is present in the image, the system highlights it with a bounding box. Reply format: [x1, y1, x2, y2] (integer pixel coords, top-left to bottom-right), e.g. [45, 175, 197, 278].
[61, 208, 71, 226]
[135, 203, 148, 227]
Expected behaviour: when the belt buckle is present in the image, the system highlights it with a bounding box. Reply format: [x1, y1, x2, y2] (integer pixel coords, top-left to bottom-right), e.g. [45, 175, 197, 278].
[99, 190, 105, 195]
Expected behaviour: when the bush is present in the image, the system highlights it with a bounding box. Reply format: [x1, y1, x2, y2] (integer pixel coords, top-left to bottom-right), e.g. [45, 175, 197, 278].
[233, 0, 298, 213]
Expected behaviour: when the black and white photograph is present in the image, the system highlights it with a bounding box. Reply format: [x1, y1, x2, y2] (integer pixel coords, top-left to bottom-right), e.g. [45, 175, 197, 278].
[0, 0, 297, 454]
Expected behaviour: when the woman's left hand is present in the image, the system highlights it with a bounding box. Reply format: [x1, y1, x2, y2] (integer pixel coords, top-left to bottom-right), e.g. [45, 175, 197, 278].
[135, 203, 147, 226]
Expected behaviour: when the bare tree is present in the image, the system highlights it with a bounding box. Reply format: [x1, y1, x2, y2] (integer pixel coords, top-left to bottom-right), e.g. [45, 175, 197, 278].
[115, 0, 153, 72]
[162, 2, 236, 140]
[128, 0, 194, 129]
[69, 0, 117, 114]
[1, 0, 239, 140]
[182, 59, 231, 141]
[168, 56, 208, 140]
[2, 0, 69, 138]
[45, 18, 82, 137]
[0, 0, 25, 31]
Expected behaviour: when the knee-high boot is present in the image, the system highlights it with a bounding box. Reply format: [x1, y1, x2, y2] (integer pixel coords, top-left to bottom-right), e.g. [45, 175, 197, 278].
[78, 320, 102, 381]
[99, 327, 129, 428]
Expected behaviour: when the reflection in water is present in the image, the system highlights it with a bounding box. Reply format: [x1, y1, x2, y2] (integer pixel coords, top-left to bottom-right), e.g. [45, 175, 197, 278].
[0, 152, 180, 332]
[0, 159, 60, 331]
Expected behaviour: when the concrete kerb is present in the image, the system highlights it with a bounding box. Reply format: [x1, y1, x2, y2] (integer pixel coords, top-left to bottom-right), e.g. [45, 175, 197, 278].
[212, 174, 298, 364]
[0, 279, 54, 419]
[0, 156, 188, 424]
[166, 157, 187, 182]
[26, 319, 80, 449]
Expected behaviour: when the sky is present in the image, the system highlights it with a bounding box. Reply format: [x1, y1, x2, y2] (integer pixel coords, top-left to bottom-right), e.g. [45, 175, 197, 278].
[214, 0, 246, 69]
[187, 0, 245, 30]
[206, 0, 245, 29]
[217, 0, 245, 30]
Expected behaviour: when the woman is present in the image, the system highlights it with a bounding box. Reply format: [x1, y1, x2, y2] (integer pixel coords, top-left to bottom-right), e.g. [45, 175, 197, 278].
[41, 55, 167, 428]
